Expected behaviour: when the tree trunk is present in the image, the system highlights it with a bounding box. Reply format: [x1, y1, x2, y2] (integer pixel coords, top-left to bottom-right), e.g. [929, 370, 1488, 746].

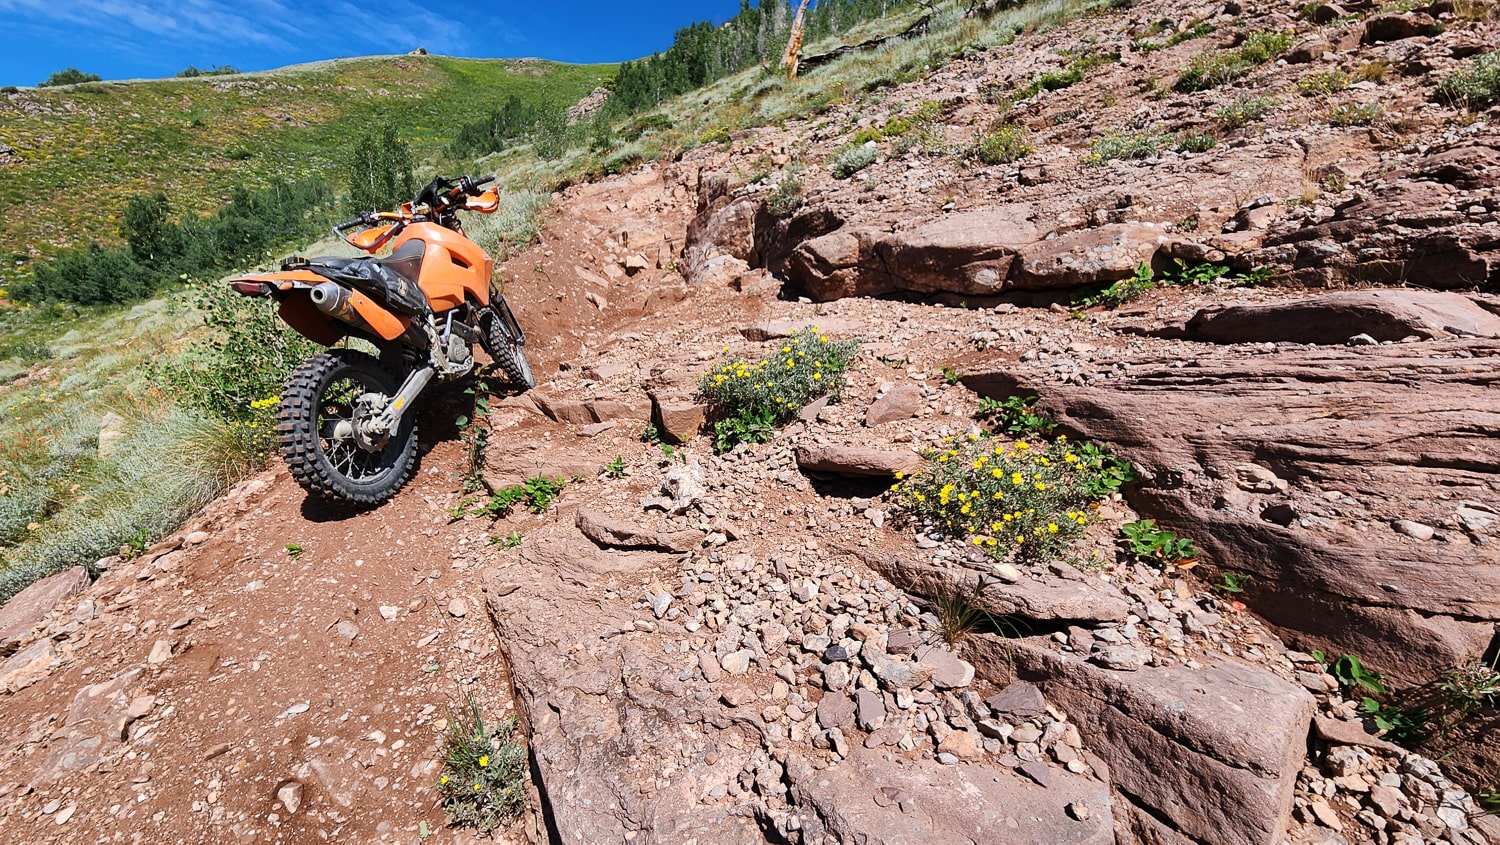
[780, 0, 813, 80]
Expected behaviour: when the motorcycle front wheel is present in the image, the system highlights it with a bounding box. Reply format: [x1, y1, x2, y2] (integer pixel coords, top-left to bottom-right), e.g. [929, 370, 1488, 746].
[277, 349, 418, 507]
[480, 301, 536, 390]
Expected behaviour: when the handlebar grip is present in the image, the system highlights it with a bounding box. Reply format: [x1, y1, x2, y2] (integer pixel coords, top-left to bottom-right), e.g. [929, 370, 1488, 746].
[472, 174, 496, 188]
[334, 216, 365, 230]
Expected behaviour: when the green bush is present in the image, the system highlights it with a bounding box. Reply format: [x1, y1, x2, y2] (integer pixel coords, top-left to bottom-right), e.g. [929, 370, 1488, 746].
[699, 326, 858, 452]
[437, 701, 528, 832]
[1174, 30, 1292, 92]
[892, 433, 1110, 561]
[1084, 129, 1169, 166]
[974, 124, 1034, 164]
[765, 173, 805, 217]
[157, 283, 319, 425]
[1329, 102, 1382, 126]
[1298, 69, 1350, 96]
[1214, 95, 1277, 129]
[1176, 131, 1218, 152]
[831, 145, 879, 179]
[1436, 50, 1500, 107]
[39, 67, 101, 87]
[474, 476, 567, 518]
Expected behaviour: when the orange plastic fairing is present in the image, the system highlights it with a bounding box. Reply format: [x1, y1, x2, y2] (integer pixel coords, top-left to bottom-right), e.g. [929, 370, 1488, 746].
[349, 224, 400, 253]
[464, 190, 500, 213]
[345, 289, 408, 340]
[389, 222, 494, 312]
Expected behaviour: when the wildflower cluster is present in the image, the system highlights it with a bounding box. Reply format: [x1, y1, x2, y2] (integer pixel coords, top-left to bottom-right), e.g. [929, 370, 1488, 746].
[436, 701, 528, 833]
[892, 433, 1109, 560]
[698, 326, 858, 452]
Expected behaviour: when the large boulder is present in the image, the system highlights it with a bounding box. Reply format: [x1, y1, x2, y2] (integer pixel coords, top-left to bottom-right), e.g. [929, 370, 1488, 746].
[967, 340, 1500, 684]
[853, 551, 1132, 625]
[874, 207, 1042, 295]
[795, 445, 924, 477]
[1180, 290, 1500, 344]
[786, 744, 1114, 844]
[970, 639, 1315, 845]
[1011, 224, 1168, 289]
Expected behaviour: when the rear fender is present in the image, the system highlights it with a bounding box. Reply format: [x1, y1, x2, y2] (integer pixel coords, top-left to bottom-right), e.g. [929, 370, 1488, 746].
[232, 272, 410, 345]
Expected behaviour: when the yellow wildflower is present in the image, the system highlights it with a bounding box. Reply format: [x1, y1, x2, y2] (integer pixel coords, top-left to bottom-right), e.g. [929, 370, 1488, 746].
[479, 756, 489, 767]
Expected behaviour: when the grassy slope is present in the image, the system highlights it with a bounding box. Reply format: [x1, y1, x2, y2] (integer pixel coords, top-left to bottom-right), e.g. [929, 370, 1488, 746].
[0, 55, 612, 288]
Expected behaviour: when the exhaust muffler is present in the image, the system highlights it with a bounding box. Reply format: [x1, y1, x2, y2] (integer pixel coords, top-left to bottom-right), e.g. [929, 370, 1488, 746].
[309, 281, 378, 335]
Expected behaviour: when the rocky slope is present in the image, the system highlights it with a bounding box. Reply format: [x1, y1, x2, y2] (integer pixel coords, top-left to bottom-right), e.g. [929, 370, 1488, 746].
[1, 0, 1499, 842]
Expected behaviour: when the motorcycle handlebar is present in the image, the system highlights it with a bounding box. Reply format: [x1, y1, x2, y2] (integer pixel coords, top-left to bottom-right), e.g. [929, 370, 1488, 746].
[334, 215, 366, 230]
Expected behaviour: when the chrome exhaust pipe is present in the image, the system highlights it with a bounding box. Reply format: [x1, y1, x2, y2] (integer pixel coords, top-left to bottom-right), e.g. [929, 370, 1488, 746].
[309, 282, 374, 333]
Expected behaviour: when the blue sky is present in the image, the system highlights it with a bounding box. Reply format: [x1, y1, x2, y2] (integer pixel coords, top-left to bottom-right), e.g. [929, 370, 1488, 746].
[0, 0, 746, 87]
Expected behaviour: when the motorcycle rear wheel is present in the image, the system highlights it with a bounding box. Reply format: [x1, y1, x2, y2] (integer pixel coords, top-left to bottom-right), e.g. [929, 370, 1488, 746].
[277, 349, 418, 506]
[480, 303, 535, 390]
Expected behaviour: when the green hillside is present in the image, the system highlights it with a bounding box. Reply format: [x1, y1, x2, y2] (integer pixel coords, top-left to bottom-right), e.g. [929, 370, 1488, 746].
[0, 55, 612, 289]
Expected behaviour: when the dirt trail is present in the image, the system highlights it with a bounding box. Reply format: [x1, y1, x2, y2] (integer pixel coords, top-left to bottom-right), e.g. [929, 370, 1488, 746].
[0, 169, 697, 844]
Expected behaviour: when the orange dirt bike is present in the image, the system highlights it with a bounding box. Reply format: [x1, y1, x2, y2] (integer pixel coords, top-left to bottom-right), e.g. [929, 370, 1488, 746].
[228, 174, 534, 506]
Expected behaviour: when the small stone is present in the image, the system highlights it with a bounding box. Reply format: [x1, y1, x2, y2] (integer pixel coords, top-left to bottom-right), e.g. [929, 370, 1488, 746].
[1018, 760, 1052, 788]
[1392, 520, 1435, 541]
[651, 593, 672, 619]
[378, 606, 400, 621]
[335, 620, 360, 642]
[854, 689, 886, 731]
[54, 804, 76, 825]
[1369, 784, 1405, 818]
[1066, 802, 1091, 822]
[937, 730, 983, 761]
[823, 644, 851, 663]
[985, 683, 1046, 719]
[1310, 799, 1344, 832]
[447, 598, 469, 618]
[818, 694, 856, 730]
[823, 661, 851, 691]
[147, 640, 173, 666]
[1093, 645, 1150, 671]
[185, 531, 210, 545]
[720, 650, 753, 676]
[699, 651, 722, 683]
[914, 645, 974, 689]
[277, 781, 303, 814]
[992, 563, 1022, 582]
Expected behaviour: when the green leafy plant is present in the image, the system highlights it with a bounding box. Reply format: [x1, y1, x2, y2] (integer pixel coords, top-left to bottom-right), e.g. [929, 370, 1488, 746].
[639, 423, 664, 445]
[977, 395, 1056, 435]
[1436, 49, 1500, 109]
[1317, 652, 1387, 695]
[1120, 519, 1199, 565]
[713, 406, 777, 453]
[1174, 30, 1292, 92]
[1214, 95, 1277, 130]
[1074, 262, 1157, 307]
[1298, 69, 1350, 96]
[893, 433, 1103, 562]
[939, 365, 965, 386]
[699, 326, 858, 453]
[603, 456, 627, 479]
[437, 700, 528, 832]
[1360, 698, 1429, 746]
[1176, 132, 1218, 153]
[1329, 103, 1382, 127]
[475, 476, 566, 518]
[1085, 129, 1170, 166]
[1439, 659, 1500, 718]
[973, 123, 1034, 164]
[1215, 571, 1252, 593]
[489, 530, 523, 549]
[830, 144, 878, 179]
[765, 172, 805, 217]
[1072, 442, 1137, 498]
[284, 543, 303, 559]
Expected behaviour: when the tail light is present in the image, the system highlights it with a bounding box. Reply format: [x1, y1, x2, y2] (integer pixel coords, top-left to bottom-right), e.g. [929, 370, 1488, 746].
[230, 281, 271, 297]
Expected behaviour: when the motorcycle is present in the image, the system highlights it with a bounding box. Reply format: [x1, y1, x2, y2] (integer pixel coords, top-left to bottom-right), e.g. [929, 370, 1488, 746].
[227, 174, 534, 506]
